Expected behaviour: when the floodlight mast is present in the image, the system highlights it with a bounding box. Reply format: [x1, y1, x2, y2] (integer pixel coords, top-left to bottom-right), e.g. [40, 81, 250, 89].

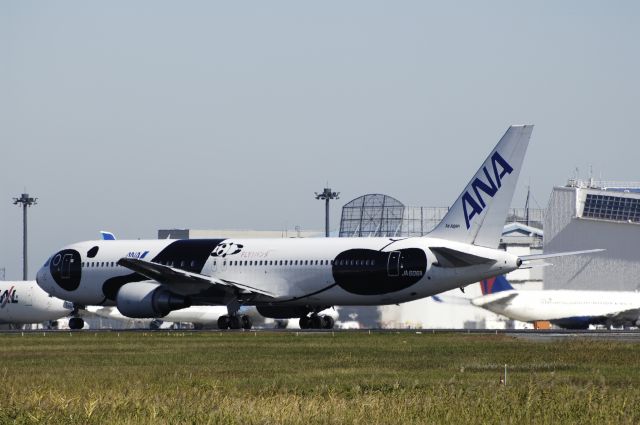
[13, 193, 37, 280]
[315, 187, 339, 237]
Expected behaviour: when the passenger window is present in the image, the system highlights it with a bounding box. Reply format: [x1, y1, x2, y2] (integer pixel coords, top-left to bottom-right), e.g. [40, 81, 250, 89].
[191, 260, 196, 268]
[259, 261, 263, 266]
[180, 260, 186, 267]
[223, 261, 226, 266]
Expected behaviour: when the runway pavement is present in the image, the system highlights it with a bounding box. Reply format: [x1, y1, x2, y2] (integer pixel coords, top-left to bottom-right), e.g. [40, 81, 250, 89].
[2, 327, 640, 341]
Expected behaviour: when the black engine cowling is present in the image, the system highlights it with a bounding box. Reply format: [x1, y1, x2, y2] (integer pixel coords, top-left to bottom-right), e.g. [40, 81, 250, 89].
[116, 282, 191, 318]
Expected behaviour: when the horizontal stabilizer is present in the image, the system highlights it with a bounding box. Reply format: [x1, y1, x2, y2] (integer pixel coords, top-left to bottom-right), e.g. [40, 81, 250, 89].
[471, 291, 518, 308]
[431, 294, 472, 305]
[430, 247, 496, 268]
[520, 249, 604, 262]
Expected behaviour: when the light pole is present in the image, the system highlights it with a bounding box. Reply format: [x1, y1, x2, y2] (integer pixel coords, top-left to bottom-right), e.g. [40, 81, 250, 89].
[315, 187, 339, 237]
[13, 193, 37, 280]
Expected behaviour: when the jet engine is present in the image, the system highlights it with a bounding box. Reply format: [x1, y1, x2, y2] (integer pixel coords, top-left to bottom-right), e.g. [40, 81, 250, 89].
[116, 282, 191, 318]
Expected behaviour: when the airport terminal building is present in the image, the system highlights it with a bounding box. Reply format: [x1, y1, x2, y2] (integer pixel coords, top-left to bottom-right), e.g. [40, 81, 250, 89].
[544, 179, 640, 292]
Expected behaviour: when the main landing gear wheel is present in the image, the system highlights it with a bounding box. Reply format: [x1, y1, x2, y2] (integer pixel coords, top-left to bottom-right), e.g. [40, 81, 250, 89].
[217, 315, 253, 330]
[299, 314, 335, 330]
[69, 317, 85, 330]
[322, 315, 335, 330]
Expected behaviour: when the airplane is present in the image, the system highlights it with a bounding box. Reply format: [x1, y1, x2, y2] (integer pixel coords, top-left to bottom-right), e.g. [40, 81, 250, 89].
[0, 280, 72, 327]
[471, 275, 640, 329]
[35, 124, 602, 330]
[85, 304, 235, 329]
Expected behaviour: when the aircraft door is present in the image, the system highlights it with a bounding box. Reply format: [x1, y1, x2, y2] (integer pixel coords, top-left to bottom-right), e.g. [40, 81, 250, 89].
[387, 251, 401, 277]
[61, 254, 74, 279]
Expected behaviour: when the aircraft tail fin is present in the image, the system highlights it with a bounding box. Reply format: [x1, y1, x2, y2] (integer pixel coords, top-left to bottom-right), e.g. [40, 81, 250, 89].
[479, 275, 514, 295]
[428, 125, 534, 248]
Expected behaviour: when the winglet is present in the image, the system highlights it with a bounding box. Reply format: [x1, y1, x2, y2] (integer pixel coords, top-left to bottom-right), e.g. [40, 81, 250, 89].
[428, 125, 534, 248]
[100, 231, 116, 241]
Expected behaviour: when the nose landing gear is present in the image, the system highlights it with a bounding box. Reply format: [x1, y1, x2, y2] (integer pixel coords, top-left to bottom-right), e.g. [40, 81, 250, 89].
[68, 304, 85, 330]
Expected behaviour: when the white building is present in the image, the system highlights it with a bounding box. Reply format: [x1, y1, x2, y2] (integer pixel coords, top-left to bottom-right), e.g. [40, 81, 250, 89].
[544, 179, 640, 291]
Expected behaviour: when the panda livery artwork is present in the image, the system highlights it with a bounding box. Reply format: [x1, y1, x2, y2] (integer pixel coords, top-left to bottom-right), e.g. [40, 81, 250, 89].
[35, 125, 602, 329]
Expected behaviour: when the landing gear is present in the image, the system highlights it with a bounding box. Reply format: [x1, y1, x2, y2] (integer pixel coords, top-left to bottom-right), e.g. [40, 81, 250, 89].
[217, 314, 253, 330]
[299, 314, 335, 330]
[68, 304, 85, 330]
[69, 317, 85, 330]
[322, 315, 335, 329]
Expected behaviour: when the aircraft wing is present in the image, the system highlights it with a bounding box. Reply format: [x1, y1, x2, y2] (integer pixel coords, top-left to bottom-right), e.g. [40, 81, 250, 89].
[117, 258, 277, 298]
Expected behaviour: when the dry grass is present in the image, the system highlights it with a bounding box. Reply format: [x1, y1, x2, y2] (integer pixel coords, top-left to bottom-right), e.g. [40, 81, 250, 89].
[1, 331, 639, 424]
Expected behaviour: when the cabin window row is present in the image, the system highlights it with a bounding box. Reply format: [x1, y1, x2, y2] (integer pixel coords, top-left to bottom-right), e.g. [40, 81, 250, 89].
[213, 259, 376, 267]
[216, 259, 334, 267]
[82, 261, 117, 268]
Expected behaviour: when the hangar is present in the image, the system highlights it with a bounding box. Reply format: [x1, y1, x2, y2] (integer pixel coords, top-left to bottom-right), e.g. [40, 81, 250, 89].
[544, 179, 640, 292]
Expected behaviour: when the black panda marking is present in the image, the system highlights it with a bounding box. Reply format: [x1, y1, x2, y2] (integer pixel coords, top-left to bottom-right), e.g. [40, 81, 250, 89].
[332, 248, 427, 295]
[210, 242, 244, 258]
[50, 249, 82, 291]
[87, 246, 99, 258]
[102, 238, 226, 300]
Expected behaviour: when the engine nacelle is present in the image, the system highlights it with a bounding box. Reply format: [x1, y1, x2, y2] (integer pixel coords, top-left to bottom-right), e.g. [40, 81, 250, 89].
[257, 305, 313, 319]
[116, 282, 191, 318]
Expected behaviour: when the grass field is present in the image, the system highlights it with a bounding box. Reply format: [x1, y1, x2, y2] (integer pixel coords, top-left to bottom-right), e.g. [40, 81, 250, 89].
[1, 331, 639, 424]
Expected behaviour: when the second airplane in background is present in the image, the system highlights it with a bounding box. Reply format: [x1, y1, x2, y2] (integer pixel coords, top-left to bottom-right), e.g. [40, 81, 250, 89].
[473, 275, 640, 329]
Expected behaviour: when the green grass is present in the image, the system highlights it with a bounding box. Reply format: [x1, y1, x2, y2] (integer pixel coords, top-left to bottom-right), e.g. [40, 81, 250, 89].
[1, 331, 639, 424]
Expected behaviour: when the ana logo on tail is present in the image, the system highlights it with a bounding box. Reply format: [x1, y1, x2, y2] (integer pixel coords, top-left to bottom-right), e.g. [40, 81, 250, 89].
[462, 151, 514, 229]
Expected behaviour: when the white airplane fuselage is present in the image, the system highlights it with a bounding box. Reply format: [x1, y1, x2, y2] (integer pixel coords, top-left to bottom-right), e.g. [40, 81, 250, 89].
[36, 236, 520, 309]
[35, 125, 535, 323]
[473, 290, 640, 327]
[0, 281, 72, 325]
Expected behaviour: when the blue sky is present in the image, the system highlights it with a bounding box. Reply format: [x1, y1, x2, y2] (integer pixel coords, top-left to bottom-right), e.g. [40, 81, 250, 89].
[1, 1, 639, 279]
